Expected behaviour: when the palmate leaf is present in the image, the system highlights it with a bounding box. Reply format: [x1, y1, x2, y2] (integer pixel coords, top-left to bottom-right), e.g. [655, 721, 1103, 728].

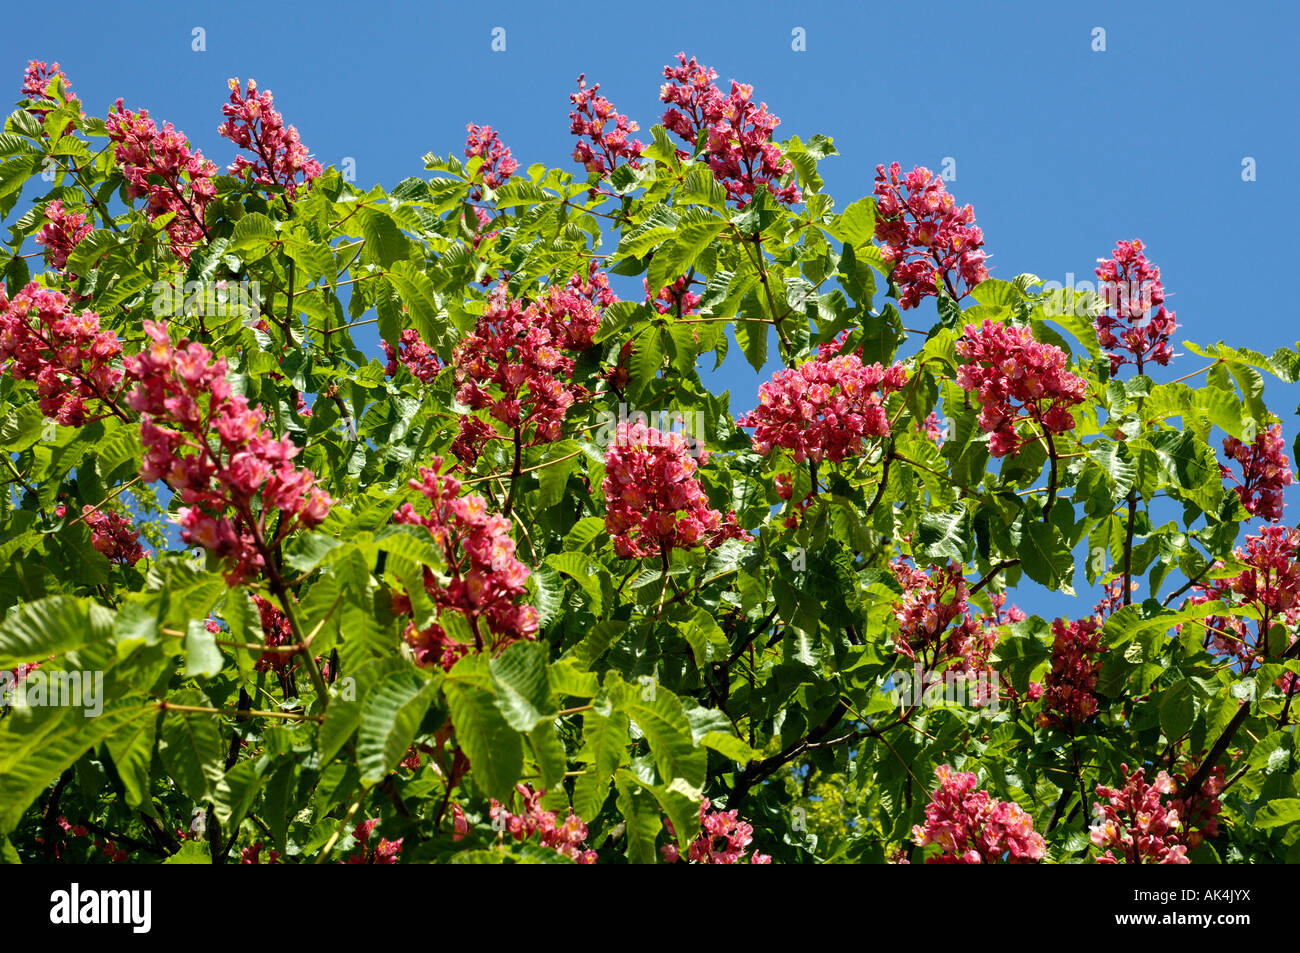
[615, 771, 663, 864]
[489, 640, 556, 733]
[1017, 521, 1072, 589]
[158, 695, 226, 802]
[357, 669, 440, 785]
[612, 678, 706, 792]
[444, 655, 523, 800]
[0, 696, 156, 834]
[0, 596, 115, 668]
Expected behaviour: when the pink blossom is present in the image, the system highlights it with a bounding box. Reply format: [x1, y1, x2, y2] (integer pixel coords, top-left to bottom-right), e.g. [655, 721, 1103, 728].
[0, 282, 123, 426]
[1038, 617, 1105, 729]
[569, 74, 644, 177]
[393, 458, 538, 671]
[1221, 424, 1293, 522]
[874, 162, 988, 309]
[451, 281, 602, 463]
[82, 505, 146, 566]
[124, 321, 332, 583]
[604, 422, 746, 560]
[464, 124, 518, 199]
[660, 54, 800, 206]
[954, 319, 1087, 458]
[382, 328, 444, 384]
[106, 102, 216, 261]
[912, 765, 1045, 863]
[661, 798, 768, 864]
[35, 201, 92, 272]
[739, 339, 908, 464]
[219, 78, 322, 199]
[344, 819, 403, 864]
[1090, 765, 1191, 864]
[20, 61, 82, 135]
[1094, 239, 1178, 375]
[490, 784, 597, 863]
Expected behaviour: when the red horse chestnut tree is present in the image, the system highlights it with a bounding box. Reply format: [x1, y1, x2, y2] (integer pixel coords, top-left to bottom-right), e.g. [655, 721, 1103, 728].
[0, 55, 1297, 865]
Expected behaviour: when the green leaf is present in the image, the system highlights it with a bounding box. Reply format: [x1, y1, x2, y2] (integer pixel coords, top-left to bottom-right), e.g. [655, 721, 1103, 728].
[184, 618, 224, 679]
[646, 216, 726, 296]
[573, 707, 630, 822]
[445, 656, 523, 800]
[615, 771, 663, 864]
[546, 552, 606, 614]
[613, 680, 706, 792]
[1159, 679, 1196, 742]
[104, 709, 159, 810]
[536, 440, 577, 509]
[357, 670, 438, 785]
[0, 697, 155, 834]
[826, 197, 876, 245]
[1017, 522, 1072, 589]
[1255, 798, 1300, 829]
[214, 758, 266, 830]
[917, 504, 971, 563]
[0, 596, 115, 668]
[163, 841, 211, 864]
[158, 701, 225, 802]
[490, 641, 557, 733]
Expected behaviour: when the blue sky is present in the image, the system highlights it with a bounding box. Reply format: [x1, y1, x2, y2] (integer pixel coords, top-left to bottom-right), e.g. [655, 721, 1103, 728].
[5, 0, 1298, 619]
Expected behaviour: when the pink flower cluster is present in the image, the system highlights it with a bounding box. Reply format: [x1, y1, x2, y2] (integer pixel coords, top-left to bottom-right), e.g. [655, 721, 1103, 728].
[603, 421, 746, 560]
[464, 124, 518, 199]
[955, 319, 1088, 457]
[489, 784, 597, 863]
[918, 411, 945, 445]
[739, 342, 908, 464]
[392, 459, 538, 671]
[251, 594, 294, 673]
[1090, 765, 1190, 864]
[344, 818, 403, 864]
[41, 817, 128, 862]
[661, 798, 771, 864]
[569, 74, 644, 177]
[660, 53, 800, 206]
[1094, 239, 1178, 375]
[645, 275, 700, 317]
[1169, 762, 1226, 848]
[451, 283, 596, 463]
[35, 201, 92, 272]
[1038, 617, 1105, 729]
[874, 162, 989, 309]
[534, 262, 613, 349]
[20, 61, 81, 134]
[1092, 577, 1139, 619]
[125, 321, 332, 583]
[912, 765, 1046, 863]
[888, 566, 1026, 708]
[106, 101, 216, 261]
[1221, 424, 1293, 522]
[240, 842, 282, 864]
[889, 559, 970, 667]
[382, 328, 443, 384]
[954, 593, 1031, 699]
[1186, 524, 1300, 669]
[0, 282, 123, 426]
[83, 505, 146, 567]
[218, 78, 322, 199]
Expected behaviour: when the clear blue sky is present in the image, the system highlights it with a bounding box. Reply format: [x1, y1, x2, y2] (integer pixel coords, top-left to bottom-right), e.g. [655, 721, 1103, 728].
[6, 0, 1298, 618]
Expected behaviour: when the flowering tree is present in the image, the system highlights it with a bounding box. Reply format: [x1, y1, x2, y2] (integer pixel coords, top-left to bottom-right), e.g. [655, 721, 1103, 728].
[0, 55, 1298, 866]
